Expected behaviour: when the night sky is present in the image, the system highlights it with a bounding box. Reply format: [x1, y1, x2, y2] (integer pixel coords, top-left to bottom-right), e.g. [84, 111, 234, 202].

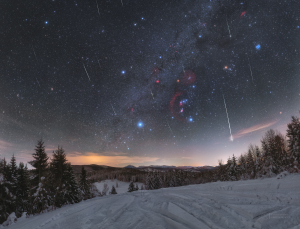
[1, 0, 300, 167]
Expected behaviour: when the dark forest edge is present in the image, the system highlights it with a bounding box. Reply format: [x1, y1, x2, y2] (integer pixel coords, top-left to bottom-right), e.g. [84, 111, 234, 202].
[1, 115, 300, 225]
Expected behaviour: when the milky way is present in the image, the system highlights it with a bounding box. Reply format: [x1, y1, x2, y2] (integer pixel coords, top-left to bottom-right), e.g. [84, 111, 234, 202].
[1, 0, 300, 166]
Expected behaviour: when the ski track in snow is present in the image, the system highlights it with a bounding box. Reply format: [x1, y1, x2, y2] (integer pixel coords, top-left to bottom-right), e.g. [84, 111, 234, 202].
[4, 174, 300, 229]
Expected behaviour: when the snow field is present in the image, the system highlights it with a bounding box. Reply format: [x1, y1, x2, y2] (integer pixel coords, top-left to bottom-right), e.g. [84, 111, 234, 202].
[4, 174, 300, 229]
[94, 180, 144, 194]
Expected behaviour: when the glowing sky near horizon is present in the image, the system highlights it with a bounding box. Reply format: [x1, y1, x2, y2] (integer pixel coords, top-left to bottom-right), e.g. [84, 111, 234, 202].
[1, 0, 300, 167]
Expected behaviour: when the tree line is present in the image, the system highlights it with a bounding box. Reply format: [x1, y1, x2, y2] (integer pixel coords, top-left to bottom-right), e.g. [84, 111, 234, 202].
[144, 115, 300, 189]
[0, 140, 98, 224]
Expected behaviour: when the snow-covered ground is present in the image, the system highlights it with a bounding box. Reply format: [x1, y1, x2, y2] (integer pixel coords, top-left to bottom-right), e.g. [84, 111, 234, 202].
[4, 174, 300, 229]
[94, 180, 144, 194]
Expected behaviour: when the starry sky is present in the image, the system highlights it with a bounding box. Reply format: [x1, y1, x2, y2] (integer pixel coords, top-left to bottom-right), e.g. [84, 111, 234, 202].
[1, 0, 300, 167]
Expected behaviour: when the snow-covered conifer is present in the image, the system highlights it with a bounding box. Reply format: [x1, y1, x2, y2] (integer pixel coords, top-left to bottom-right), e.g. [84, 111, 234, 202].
[110, 185, 117, 194]
[128, 181, 135, 192]
[29, 139, 49, 185]
[79, 166, 92, 199]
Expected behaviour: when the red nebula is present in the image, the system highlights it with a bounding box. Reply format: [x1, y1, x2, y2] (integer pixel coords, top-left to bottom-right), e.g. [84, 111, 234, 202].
[170, 91, 185, 122]
[182, 70, 196, 85]
[240, 11, 246, 18]
[156, 80, 159, 83]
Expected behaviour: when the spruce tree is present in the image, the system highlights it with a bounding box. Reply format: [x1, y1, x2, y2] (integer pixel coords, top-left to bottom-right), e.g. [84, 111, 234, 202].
[0, 158, 14, 224]
[29, 139, 49, 185]
[49, 146, 68, 207]
[15, 162, 30, 217]
[79, 166, 92, 200]
[287, 116, 300, 172]
[261, 129, 280, 176]
[62, 163, 80, 204]
[128, 181, 135, 192]
[110, 185, 117, 194]
[145, 173, 154, 190]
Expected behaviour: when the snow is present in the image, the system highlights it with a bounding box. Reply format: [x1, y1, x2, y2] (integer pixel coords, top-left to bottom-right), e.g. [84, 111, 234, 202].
[3, 174, 300, 229]
[94, 180, 144, 194]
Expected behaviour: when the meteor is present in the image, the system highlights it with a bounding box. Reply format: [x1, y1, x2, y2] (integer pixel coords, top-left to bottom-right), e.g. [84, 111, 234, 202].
[222, 94, 233, 141]
[96, 0, 100, 16]
[83, 63, 91, 81]
[110, 101, 117, 115]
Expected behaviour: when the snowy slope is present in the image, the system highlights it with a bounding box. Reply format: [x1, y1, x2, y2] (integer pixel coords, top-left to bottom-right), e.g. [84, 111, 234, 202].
[94, 180, 144, 194]
[4, 174, 300, 229]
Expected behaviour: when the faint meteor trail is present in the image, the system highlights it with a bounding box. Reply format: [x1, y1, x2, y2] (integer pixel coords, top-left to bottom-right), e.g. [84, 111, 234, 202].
[83, 63, 91, 81]
[35, 77, 41, 87]
[97, 58, 101, 69]
[150, 90, 154, 100]
[246, 54, 254, 83]
[226, 17, 231, 38]
[222, 94, 233, 141]
[121, 0, 123, 6]
[96, 0, 100, 16]
[32, 46, 38, 62]
[110, 101, 117, 115]
[167, 120, 173, 135]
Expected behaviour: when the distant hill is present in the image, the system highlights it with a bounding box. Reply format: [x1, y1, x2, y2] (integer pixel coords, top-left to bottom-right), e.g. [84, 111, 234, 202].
[124, 165, 136, 169]
[123, 165, 216, 172]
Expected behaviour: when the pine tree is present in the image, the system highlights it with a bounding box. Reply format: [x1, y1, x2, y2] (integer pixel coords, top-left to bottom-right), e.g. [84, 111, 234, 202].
[128, 181, 135, 192]
[29, 176, 51, 214]
[216, 160, 227, 181]
[261, 129, 280, 176]
[0, 158, 14, 224]
[49, 146, 68, 207]
[9, 155, 18, 193]
[62, 163, 80, 204]
[29, 139, 49, 185]
[246, 145, 256, 179]
[110, 185, 117, 194]
[15, 162, 30, 217]
[7, 155, 18, 213]
[79, 166, 92, 199]
[145, 173, 154, 190]
[135, 184, 139, 191]
[238, 154, 247, 180]
[227, 155, 238, 181]
[287, 116, 300, 172]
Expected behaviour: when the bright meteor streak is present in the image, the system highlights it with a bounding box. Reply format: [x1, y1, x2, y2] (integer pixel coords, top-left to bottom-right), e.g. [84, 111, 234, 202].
[83, 63, 91, 81]
[222, 94, 233, 141]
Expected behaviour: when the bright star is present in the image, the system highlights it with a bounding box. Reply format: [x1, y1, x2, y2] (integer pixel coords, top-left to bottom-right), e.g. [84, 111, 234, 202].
[122, 70, 125, 74]
[137, 122, 144, 128]
[189, 118, 193, 122]
[256, 44, 261, 50]
[45, 21, 48, 24]
[199, 35, 202, 38]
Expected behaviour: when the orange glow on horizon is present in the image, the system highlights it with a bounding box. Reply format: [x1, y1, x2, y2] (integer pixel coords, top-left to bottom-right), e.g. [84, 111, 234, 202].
[67, 152, 159, 167]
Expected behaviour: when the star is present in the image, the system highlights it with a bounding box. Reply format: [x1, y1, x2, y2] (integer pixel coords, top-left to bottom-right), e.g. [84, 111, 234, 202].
[137, 122, 144, 128]
[256, 44, 261, 50]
